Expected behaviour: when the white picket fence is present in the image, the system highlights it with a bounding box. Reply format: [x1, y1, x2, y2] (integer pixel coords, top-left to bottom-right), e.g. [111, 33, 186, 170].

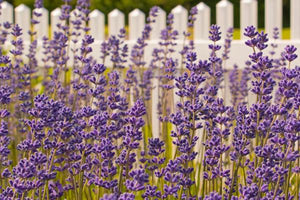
[0, 0, 300, 137]
[1, 0, 300, 65]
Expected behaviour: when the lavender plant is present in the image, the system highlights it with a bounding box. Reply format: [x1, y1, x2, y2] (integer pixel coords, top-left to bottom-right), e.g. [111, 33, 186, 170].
[0, 0, 299, 199]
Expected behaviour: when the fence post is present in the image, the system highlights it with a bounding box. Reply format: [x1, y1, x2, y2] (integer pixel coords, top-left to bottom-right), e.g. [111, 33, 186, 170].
[194, 2, 210, 40]
[34, 8, 49, 42]
[89, 9, 105, 41]
[129, 9, 145, 41]
[108, 9, 125, 36]
[15, 4, 31, 42]
[171, 5, 188, 40]
[50, 8, 61, 39]
[265, 0, 282, 38]
[240, 0, 257, 39]
[291, 0, 300, 39]
[0, 1, 13, 24]
[216, 0, 233, 40]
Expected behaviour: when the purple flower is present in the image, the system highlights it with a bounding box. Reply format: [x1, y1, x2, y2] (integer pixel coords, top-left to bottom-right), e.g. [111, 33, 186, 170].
[209, 25, 221, 42]
[283, 45, 298, 63]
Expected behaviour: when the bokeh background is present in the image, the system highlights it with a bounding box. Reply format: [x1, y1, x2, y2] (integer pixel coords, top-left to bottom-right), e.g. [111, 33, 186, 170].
[5, 0, 290, 28]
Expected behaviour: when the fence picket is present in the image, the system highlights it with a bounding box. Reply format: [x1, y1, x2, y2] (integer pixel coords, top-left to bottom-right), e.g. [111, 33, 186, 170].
[34, 8, 49, 41]
[149, 7, 166, 138]
[50, 8, 62, 38]
[15, 4, 31, 42]
[89, 9, 105, 41]
[240, 0, 257, 39]
[70, 9, 85, 43]
[129, 9, 145, 41]
[172, 5, 188, 40]
[0, 1, 13, 24]
[216, 0, 233, 40]
[194, 2, 210, 40]
[108, 9, 125, 36]
[291, 0, 300, 39]
[265, 0, 282, 38]
[150, 7, 166, 40]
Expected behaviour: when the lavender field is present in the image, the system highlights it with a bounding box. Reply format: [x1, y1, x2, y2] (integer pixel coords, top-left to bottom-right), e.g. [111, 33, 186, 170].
[0, 0, 299, 199]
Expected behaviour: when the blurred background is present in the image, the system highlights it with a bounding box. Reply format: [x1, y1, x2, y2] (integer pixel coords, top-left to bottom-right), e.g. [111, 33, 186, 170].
[5, 0, 290, 28]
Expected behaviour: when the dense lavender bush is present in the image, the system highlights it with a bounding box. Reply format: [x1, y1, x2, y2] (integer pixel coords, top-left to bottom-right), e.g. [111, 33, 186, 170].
[0, 0, 299, 199]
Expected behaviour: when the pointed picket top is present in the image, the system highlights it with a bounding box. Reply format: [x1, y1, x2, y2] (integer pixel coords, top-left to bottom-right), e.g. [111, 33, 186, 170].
[129, 8, 145, 40]
[15, 4, 31, 42]
[241, 0, 255, 2]
[89, 9, 105, 41]
[34, 8, 49, 40]
[150, 6, 166, 40]
[51, 7, 61, 16]
[89, 9, 104, 18]
[265, 0, 282, 39]
[130, 8, 144, 17]
[194, 2, 211, 40]
[218, 0, 231, 6]
[240, 0, 257, 39]
[291, 0, 300, 39]
[0, 1, 13, 24]
[216, 0, 233, 40]
[50, 8, 62, 38]
[108, 9, 125, 36]
[15, 4, 30, 12]
[197, 2, 210, 12]
[171, 5, 188, 40]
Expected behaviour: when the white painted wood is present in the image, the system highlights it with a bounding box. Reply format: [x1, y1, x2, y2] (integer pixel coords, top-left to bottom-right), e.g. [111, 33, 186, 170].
[108, 9, 125, 36]
[15, 4, 31, 42]
[0, 1, 13, 24]
[89, 10, 104, 63]
[194, 2, 211, 40]
[240, 0, 257, 39]
[129, 8, 145, 40]
[0, 1, 13, 43]
[291, 0, 300, 39]
[151, 77, 160, 138]
[50, 8, 62, 38]
[150, 7, 166, 40]
[34, 8, 49, 41]
[89, 9, 105, 41]
[265, 0, 282, 38]
[216, 0, 233, 40]
[171, 5, 188, 40]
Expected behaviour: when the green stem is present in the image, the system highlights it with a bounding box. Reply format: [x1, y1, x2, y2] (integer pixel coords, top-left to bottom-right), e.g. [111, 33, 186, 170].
[285, 162, 292, 199]
[228, 157, 241, 200]
[42, 147, 59, 200]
